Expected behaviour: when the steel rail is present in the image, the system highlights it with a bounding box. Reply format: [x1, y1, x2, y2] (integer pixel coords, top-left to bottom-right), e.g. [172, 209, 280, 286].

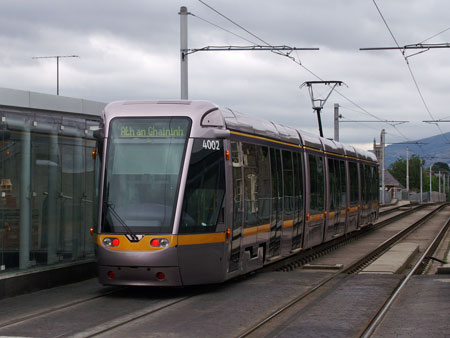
[268, 204, 424, 273]
[0, 287, 126, 329]
[238, 203, 446, 337]
[361, 214, 450, 338]
[345, 203, 447, 274]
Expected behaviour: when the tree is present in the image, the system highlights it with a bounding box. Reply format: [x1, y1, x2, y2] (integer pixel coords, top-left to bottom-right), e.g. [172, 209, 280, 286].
[431, 162, 449, 174]
[388, 155, 439, 192]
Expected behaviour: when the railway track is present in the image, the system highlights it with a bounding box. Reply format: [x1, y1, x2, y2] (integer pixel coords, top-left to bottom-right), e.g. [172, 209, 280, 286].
[0, 284, 199, 337]
[0, 286, 126, 330]
[238, 203, 449, 338]
[361, 213, 450, 338]
[266, 203, 426, 273]
[0, 203, 445, 338]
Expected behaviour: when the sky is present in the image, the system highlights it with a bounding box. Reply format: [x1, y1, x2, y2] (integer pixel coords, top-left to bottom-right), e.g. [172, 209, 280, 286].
[1, 0, 449, 150]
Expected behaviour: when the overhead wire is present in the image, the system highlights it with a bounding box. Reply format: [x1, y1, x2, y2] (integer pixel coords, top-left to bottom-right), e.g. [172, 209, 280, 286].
[194, 0, 411, 142]
[197, 0, 272, 46]
[188, 13, 256, 45]
[372, 0, 450, 144]
[339, 115, 383, 133]
[419, 27, 450, 44]
[339, 104, 419, 154]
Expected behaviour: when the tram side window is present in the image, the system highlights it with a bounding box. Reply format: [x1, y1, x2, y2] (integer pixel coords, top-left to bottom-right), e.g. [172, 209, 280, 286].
[361, 164, 367, 203]
[309, 154, 324, 213]
[367, 165, 372, 202]
[328, 158, 337, 211]
[339, 160, 347, 207]
[243, 143, 258, 227]
[179, 139, 225, 233]
[231, 141, 243, 230]
[282, 150, 294, 218]
[370, 165, 378, 202]
[293, 152, 304, 215]
[349, 161, 359, 204]
[257, 146, 271, 225]
[292, 151, 304, 248]
[375, 166, 380, 202]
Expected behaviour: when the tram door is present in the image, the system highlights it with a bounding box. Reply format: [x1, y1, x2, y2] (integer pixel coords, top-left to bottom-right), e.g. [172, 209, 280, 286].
[346, 161, 360, 232]
[229, 141, 243, 272]
[280, 150, 294, 256]
[269, 148, 282, 258]
[305, 153, 326, 248]
[291, 152, 305, 251]
[324, 158, 346, 241]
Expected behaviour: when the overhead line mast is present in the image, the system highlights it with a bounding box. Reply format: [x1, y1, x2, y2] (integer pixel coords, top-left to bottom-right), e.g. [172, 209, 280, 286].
[32, 55, 79, 95]
[179, 6, 319, 100]
[300, 81, 346, 138]
[360, 43, 450, 51]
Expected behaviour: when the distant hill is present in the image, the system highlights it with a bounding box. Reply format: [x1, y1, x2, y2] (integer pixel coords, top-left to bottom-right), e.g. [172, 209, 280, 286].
[385, 132, 450, 167]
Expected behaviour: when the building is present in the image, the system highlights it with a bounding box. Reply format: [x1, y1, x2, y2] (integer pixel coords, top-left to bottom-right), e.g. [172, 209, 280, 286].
[0, 87, 105, 281]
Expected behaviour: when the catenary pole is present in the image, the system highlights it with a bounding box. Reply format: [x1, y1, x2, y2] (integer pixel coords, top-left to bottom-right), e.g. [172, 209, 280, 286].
[439, 171, 441, 196]
[334, 103, 340, 141]
[406, 146, 409, 192]
[32, 55, 78, 95]
[430, 164, 433, 202]
[420, 164, 423, 203]
[381, 129, 385, 205]
[180, 6, 189, 100]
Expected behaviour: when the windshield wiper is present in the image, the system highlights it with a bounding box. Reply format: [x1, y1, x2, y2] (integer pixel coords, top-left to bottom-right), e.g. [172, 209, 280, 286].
[104, 201, 140, 242]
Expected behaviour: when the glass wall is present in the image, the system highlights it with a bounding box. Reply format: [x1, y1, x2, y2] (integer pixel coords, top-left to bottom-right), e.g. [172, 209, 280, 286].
[0, 109, 100, 273]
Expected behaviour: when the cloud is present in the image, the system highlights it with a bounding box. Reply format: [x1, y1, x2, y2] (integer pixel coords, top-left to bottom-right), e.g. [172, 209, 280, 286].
[0, 0, 449, 150]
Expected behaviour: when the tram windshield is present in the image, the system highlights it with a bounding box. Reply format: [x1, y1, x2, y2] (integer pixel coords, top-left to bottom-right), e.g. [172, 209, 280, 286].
[102, 117, 191, 234]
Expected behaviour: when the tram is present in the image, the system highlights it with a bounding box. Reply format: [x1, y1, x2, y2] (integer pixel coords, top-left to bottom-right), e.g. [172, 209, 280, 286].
[93, 100, 379, 286]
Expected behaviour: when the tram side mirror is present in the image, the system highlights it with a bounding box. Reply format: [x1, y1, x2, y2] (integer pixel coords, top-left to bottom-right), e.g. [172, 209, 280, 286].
[93, 128, 105, 158]
[0, 129, 10, 140]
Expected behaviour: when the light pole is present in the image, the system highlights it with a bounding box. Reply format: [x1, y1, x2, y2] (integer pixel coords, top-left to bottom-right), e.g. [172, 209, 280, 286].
[439, 171, 441, 200]
[32, 55, 79, 95]
[430, 164, 433, 202]
[420, 163, 422, 203]
[406, 146, 409, 192]
[381, 129, 386, 205]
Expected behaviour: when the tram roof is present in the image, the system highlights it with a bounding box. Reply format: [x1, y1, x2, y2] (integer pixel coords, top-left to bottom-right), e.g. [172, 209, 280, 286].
[103, 100, 376, 163]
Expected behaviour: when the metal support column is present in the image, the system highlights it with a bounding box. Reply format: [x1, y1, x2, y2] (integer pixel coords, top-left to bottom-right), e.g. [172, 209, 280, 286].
[180, 6, 189, 100]
[19, 123, 31, 269]
[47, 131, 59, 264]
[420, 164, 423, 203]
[430, 164, 433, 202]
[406, 146, 409, 191]
[439, 171, 441, 200]
[381, 129, 385, 205]
[72, 137, 84, 260]
[334, 103, 339, 141]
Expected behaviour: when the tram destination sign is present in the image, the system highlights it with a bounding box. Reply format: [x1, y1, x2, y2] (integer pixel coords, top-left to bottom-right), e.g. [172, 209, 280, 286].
[117, 123, 187, 138]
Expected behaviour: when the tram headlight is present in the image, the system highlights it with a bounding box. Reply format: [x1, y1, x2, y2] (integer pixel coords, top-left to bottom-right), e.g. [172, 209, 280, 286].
[103, 237, 120, 247]
[150, 238, 170, 248]
[159, 238, 169, 248]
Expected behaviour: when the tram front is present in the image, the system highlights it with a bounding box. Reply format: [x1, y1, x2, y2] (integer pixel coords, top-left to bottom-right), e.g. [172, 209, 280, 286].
[94, 101, 228, 286]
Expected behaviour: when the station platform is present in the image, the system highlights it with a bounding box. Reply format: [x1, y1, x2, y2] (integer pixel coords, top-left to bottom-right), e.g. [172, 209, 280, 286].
[360, 243, 419, 274]
[379, 199, 411, 213]
[0, 260, 96, 300]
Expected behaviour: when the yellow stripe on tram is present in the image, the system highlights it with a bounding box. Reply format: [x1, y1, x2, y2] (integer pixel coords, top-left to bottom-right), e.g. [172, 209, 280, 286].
[178, 233, 226, 246]
[242, 224, 271, 237]
[282, 220, 294, 228]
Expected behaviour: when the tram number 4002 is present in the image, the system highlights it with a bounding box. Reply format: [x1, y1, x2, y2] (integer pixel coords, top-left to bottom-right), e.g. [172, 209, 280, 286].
[202, 139, 220, 151]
